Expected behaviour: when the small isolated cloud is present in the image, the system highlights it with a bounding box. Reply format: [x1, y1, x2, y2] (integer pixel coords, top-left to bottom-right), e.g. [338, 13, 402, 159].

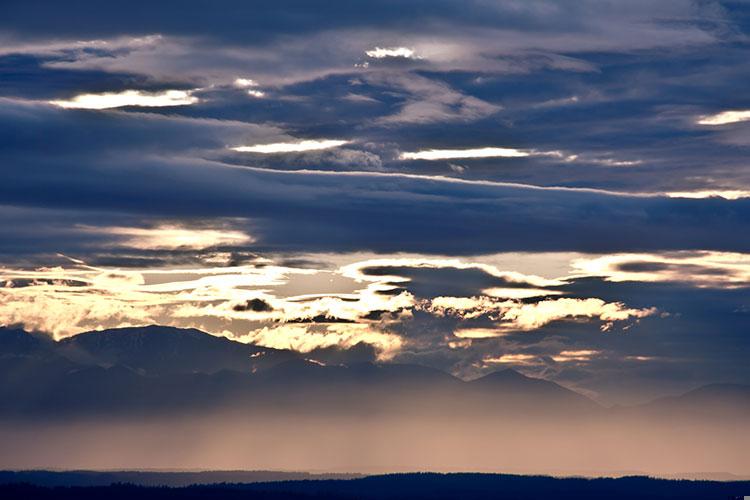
[485, 353, 538, 365]
[365, 47, 419, 59]
[551, 349, 600, 363]
[233, 78, 265, 98]
[697, 110, 750, 126]
[400, 147, 530, 161]
[233, 297, 275, 313]
[234, 78, 259, 88]
[231, 139, 348, 153]
[50, 89, 198, 109]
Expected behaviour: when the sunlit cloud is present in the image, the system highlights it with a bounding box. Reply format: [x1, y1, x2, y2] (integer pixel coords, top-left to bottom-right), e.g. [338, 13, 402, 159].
[365, 46, 419, 59]
[483, 287, 562, 300]
[665, 190, 750, 200]
[233, 78, 265, 97]
[697, 110, 750, 125]
[50, 89, 198, 109]
[341, 258, 562, 290]
[501, 298, 655, 332]
[454, 328, 505, 339]
[234, 78, 259, 88]
[400, 147, 531, 160]
[85, 225, 253, 250]
[238, 323, 403, 359]
[231, 139, 348, 153]
[0, 253, 414, 351]
[484, 353, 538, 365]
[572, 251, 750, 287]
[429, 296, 655, 334]
[626, 355, 657, 362]
[399, 147, 640, 166]
[551, 349, 599, 362]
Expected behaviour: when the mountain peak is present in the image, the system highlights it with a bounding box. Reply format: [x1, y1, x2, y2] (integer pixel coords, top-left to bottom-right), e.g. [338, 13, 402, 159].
[471, 368, 533, 384]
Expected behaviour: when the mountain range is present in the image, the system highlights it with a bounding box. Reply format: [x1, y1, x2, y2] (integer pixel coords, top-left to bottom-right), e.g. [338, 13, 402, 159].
[1, 324, 748, 418]
[1, 325, 749, 474]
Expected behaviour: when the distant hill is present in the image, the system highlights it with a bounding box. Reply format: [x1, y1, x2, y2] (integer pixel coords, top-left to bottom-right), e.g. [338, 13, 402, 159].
[0, 470, 361, 487]
[626, 382, 750, 420]
[57, 325, 295, 375]
[0, 473, 748, 500]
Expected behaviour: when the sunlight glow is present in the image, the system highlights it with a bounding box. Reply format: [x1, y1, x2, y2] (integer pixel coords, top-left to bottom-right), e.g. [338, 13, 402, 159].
[697, 110, 750, 125]
[484, 353, 537, 365]
[666, 190, 750, 200]
[400, 147, 530, 160]
[94, 225, 253, 250]
[365, 47, 418, 59]
[551, 350, 600, 362]
[231, 139, 348, 153]
[572, 251, 750, 287]
[50, 89, 198, 109]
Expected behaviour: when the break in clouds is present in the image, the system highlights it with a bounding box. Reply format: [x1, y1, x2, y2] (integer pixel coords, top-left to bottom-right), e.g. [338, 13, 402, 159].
[1, 0, 750, 404]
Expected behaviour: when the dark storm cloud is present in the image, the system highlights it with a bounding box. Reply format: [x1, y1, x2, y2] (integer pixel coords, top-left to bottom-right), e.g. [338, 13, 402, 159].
[359, 265, 543, 298]
[232, 298, 275, 313]
[1, 99, 749, 257]
[0, 1, 707, 42]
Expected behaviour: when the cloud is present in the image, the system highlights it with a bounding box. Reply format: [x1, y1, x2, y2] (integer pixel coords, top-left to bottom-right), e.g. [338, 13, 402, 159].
[231, 139, 349, 153]
[84, 224, 253, 250]
[365, 47, 419, 59]
[427, 296, 656, 334]
[400, 147, 530, 160]
[484, 353, 538, 365]
[697, 110, 750, 126]
[238, 323, 403, 359]
[666, 190, 750, 200]
[1, 0, 750, 403]
[550, 349, 599, 362]
[572, 251, 750, 288]
[232, 298, 275, 313]
[234, 78, 259, 88]
[370, 73, 501, 124]
[50, 89, 199, 109]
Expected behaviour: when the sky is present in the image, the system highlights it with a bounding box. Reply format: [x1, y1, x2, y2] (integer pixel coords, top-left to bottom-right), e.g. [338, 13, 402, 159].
[1, 0, 749, 404]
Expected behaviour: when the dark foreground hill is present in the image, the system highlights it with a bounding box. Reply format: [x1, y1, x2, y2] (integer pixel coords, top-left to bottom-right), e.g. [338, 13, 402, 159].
[1, 473, 749, 500]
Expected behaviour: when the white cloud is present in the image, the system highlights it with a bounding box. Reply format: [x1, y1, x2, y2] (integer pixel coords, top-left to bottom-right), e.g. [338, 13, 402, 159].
[400, 147, 530, 161]
[238, 323, 403, 359]
[234, 78, 259, 88]
[365, 46, 419, 59]
[551, 350, 600, 362]
[697, 110, 750, 126]
[50, 89, 198, 109]
[233, 78, 265, 97]
[83, 225, 253, 250]
[665, 190, 750, 200]
[572, 251, 750, 287]
[484, 353, 538, 365]
[231, 139, 349, 153]
[400, 147, 640, 166]
[429, 296, 655, 334]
